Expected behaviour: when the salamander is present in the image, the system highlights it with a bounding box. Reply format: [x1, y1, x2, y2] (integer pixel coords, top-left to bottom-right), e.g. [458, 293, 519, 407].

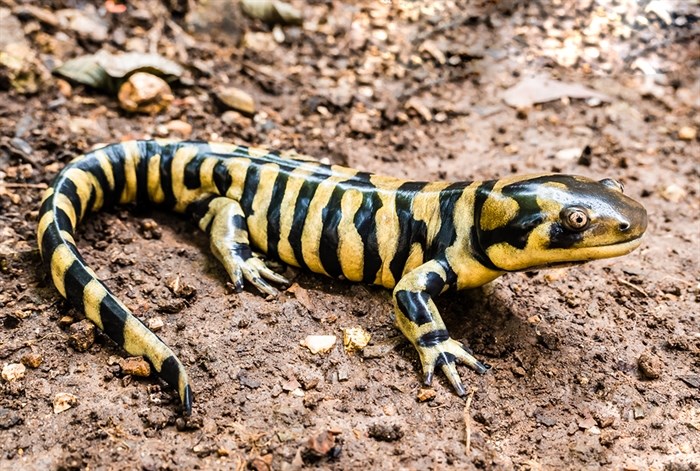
[36, 140, 648, 414]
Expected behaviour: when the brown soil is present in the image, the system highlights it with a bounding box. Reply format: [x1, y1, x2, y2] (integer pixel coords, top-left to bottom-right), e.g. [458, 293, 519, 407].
[1, 1, 698, 470]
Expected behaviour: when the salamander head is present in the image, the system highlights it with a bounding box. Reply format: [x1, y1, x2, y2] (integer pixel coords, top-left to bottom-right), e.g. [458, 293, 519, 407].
[474, 174, 648, 272]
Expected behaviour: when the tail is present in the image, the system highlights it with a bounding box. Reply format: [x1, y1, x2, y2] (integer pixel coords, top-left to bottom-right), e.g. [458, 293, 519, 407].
[37, 141, 193, 414]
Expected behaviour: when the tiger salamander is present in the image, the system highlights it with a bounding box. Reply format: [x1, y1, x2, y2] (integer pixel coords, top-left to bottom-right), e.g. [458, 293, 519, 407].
[37, 140, 648, 414]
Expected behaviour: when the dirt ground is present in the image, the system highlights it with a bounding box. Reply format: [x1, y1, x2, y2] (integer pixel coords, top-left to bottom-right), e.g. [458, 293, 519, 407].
[0, 0, 698, 469]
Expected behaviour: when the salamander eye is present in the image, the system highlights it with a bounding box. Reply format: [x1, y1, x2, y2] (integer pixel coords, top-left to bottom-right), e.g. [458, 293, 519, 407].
[561, 207, 590, 231]
[599, 178, 624, 193]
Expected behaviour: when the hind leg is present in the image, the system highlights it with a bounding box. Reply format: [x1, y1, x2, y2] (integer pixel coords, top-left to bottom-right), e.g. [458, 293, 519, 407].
[192, 196, 289, 296]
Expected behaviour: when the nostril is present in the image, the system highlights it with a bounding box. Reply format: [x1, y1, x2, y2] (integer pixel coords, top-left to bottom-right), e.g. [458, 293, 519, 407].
[619, 221, 630, 232]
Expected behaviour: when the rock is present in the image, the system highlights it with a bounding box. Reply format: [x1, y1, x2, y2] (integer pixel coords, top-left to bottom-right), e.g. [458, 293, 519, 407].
[118, 72, 173, 114]
[638, 352, 661, 380]
[216, 87, 256, 115]
[416, 388, 436, 402]
[119, 356, 151, 377]
[300, 335, 336, 354]
[147, 316, 164, 332]
[0, 408, 23, 429]
[68, 319, 95, 352]
[368, 423, 403, 442]
[660, 183, 686, 203]
[349, 112, 373, 135]
[56, 8, 109, 42]
[20, 353, 42, 368]
[301, 430, 341, 461]
[361, 341, 396, 359]
[53, 392, 78, 413]
[555, 147, 583, 161]
[342, 326, 371, 353]
[1, 363, 26, 382]
[165, 120, 193, 138]
[678, 126, 697, 141]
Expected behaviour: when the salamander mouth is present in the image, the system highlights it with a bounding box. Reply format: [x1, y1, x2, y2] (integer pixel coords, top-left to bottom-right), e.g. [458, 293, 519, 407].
[528, 236, 645, 271]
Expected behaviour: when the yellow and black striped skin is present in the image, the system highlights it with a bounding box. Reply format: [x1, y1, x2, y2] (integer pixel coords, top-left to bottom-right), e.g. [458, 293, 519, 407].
[37, 140, 648, 414]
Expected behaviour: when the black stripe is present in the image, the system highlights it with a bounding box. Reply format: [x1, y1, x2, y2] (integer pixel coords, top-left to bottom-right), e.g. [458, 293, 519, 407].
[55, 207, 74, 231]
[416, 329, 450, 347]
[158, 144, 177, 209]
[185, 194, 220, 230]
[76, 156, 110, 211]
[134, 141, 153, 205]
[288, 171, 329, 270]
[63, 261, 93, 314]
[40, 223, 62, 264]
[99, 293, 128, 347]
[239, 163, 260, 217]
[184, 153, 205, 190]
[389, 182, 428, 282]
[470, 181, 499, 270]
[58, 178, 83, 225]
[434, 352, 457, 369]
[265, 169, 289, 259]
[318, 185, 345, 278]
[213, 160, 232, 196]
[353, 178, 383, 283]
[39, 192, 54, 216]
[103, 144, 127, 207]
[426, 183, 468, 260]
[160, 355, 182, 387]
[395, 290, 433, 326]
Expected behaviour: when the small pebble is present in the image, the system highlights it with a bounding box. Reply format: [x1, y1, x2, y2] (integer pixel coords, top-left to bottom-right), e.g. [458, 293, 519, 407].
[216, 86, 256, 115]
[300, 335, 336, 354]
[165, 120, 193, 138]
[53, 392, 78, 414]
[416, 388, 436, 402]
[368, 423, 403, 442]
[147, 317, 164, 332]
[637, 352, 661, 380]
[342, 326, 371, 353]
[678, 126, 697, 141]
[119, 357, 151, 377]
[118, 72, 173, 114]
[1, 363, 26, 382]
[20, 353, 42, 369]
[68, 320, 95, 352]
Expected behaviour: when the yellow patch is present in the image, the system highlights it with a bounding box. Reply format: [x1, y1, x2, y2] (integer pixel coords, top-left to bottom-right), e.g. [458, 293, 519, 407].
[224, 158, 251, 201]
[208, 142, 239, 154]
[374, 190, 400, 287]
[50, 244, 76, 298]
[55, 193, 77, 230]
[170, 146, 201, 212]
[119, 141, 142, 204]
[337, 189, 365, 281]
[82, 279, 106, 330]
[64, 168, 95, 221]
[247, 146, 271, 159]
[36, 211, 54, 257]
[122, 315, 171, 369]
[94, 150, 115, 190]
[147, 154, 165, 204]
[480, 192, 519, 231]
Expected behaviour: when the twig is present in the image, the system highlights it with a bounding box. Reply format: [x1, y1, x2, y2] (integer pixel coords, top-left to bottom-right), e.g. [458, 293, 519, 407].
[463, 388, 475, 454]
[617, 278, 649, 298]
[2, 183, 48, 189]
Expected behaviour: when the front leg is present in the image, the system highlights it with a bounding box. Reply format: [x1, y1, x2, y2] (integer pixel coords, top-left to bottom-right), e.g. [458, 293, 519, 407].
[393, 260, 488, 395]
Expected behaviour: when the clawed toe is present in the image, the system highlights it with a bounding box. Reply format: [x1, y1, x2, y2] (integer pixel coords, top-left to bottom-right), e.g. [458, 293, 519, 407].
[418, 337, 488, 396]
